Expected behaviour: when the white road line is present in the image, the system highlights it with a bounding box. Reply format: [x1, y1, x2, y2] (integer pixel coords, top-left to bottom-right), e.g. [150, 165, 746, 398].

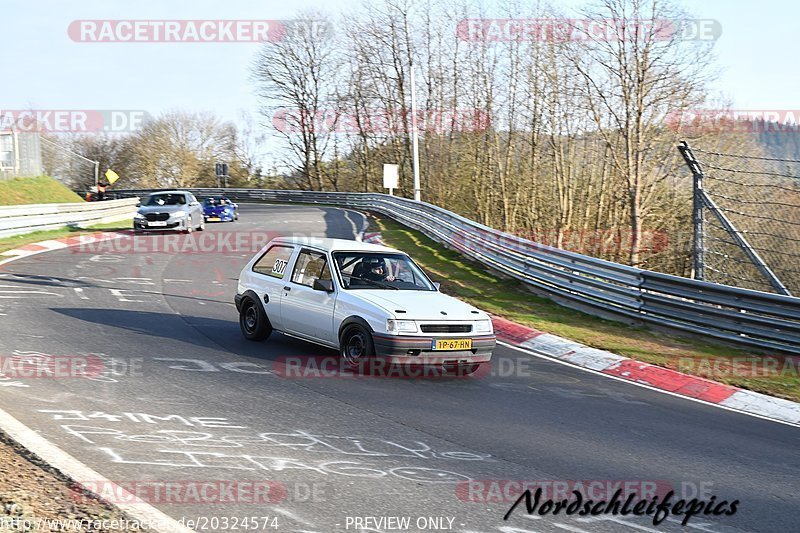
[0, 406, 192, 533]
[73, 287, 89, 300]
[0, 290, 63, 298]
[664, 516, 721, 532]
[552, 522, 593, 533]
[577, 516, 661, 532]
[498, 340, 800, 429]
[273, 507, 315, 527]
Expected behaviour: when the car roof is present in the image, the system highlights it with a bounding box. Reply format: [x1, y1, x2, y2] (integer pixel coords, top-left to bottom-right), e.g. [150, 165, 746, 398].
[271, 236, 401, 254]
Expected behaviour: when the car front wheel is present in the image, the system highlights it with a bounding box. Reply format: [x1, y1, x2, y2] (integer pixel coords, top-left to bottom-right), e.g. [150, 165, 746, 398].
[239, 298, 272, 341]
[340, 325, 374, 367]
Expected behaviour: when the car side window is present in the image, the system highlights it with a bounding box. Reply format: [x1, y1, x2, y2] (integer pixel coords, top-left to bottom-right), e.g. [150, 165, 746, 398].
[252, 245, 294, 278]
[291, 250, 330, 287]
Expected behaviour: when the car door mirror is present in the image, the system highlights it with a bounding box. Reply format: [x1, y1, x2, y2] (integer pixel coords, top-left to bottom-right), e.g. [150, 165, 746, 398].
[432, 282, 441, 290]
[190, 201, 199, 206]
[313, 279, 334, 292]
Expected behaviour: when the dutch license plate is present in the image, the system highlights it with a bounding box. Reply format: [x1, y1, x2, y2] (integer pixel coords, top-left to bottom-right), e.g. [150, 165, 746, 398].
[207, 217, 221, 221]
[148, 221, 167, 227]
[432, 338, 472, 351]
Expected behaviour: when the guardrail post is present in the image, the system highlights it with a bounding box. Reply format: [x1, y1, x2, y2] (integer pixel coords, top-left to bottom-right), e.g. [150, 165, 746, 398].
[678, 140, 705, 281]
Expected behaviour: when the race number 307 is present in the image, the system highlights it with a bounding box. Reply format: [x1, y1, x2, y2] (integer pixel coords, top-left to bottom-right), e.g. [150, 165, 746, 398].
[272, 259, 288, 275]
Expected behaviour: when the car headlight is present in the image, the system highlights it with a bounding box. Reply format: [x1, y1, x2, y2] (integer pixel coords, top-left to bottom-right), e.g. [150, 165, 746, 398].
[171, 212, 187, 219]
[474, 320, 492, 334]
[134, 212, 145, 219]
[387, 319, 418, 334]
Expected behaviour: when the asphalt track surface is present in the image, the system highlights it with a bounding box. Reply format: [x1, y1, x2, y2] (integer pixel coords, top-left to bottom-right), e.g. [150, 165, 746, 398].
[0, 204, 797, 533]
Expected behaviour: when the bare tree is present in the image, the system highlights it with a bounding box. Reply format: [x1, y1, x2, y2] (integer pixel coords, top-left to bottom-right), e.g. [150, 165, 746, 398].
[252, 13, 338, 190]
[566, 0, 714, 265]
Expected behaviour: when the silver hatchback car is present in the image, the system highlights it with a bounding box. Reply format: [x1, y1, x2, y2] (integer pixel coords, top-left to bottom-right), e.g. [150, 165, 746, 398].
[133, 191, 206, 233]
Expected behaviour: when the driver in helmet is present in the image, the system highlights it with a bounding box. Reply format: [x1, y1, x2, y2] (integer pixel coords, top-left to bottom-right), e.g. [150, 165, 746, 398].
[361, 257, 395, 282]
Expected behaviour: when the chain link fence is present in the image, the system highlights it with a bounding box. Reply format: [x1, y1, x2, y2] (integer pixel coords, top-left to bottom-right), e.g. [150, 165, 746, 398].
[681, 143, 800, 295]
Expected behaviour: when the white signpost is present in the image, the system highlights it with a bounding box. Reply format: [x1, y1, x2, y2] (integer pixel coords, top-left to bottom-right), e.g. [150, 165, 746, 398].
[383, 164, 399, 196]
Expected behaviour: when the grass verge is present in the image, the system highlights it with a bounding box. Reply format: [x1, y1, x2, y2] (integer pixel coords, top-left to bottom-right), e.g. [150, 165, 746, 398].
[0, 176, 84, 205]
[0, 220, 131, 255]
[375, 215, 800, 402]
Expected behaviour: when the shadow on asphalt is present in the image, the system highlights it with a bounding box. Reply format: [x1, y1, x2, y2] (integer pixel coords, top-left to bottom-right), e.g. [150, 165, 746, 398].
[49, 307, 339, 361]
[48, 307, 491, 383]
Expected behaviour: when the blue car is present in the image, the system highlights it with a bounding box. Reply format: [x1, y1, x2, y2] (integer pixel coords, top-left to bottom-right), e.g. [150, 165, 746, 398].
[202, 196, 239, 222]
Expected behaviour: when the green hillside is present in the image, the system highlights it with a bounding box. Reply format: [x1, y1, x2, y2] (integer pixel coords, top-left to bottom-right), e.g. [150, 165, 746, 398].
[0, 176, 84, 206]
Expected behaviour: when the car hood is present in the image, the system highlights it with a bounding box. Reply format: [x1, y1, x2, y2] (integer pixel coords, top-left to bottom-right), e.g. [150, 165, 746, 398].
[138, 204, 187, 214]
[203, 205, 231, 214]
[351, 290, 488, 321]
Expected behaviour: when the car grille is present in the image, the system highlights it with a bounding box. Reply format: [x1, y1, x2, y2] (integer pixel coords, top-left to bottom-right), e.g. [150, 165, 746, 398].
[145, 213, 170, 221]
[420, 324, 472, 333]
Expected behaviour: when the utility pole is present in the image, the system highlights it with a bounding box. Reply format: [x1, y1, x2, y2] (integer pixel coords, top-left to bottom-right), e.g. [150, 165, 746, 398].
[409, 64, 421, 202]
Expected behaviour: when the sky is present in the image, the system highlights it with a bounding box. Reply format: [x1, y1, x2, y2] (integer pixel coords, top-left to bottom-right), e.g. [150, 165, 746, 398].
[3, 0, 799, 163]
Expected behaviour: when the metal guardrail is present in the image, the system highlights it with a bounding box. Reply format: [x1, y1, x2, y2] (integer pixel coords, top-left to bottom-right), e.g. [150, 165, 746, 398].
[116, 188, 800, 353]
[0, 198, 138, 238]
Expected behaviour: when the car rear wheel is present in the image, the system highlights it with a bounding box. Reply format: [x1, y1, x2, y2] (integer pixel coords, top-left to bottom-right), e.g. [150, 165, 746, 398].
[340, 325, 374, 367]
[239, 298, 272, 341]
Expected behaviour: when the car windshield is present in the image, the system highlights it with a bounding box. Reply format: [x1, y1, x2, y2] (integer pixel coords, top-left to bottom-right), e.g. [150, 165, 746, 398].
[333, 252, 434, 291]
[145, 193, 186, 206]
[203, 197, 229, 206]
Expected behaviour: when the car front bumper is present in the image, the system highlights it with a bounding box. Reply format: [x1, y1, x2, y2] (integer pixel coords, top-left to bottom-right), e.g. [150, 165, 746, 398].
[134, 219, 188, 231]
[204, 210, 234, 221]
[372, 333, 496, 364]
